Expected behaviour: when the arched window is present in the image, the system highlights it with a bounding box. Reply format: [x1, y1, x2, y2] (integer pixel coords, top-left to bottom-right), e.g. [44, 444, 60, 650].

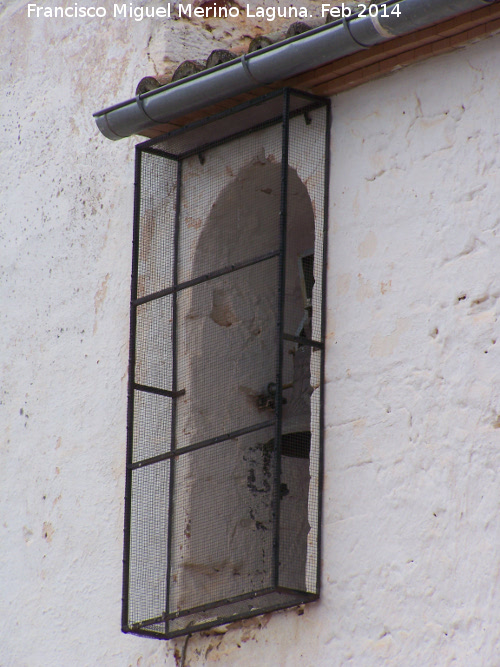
[124, 90, 329, 638]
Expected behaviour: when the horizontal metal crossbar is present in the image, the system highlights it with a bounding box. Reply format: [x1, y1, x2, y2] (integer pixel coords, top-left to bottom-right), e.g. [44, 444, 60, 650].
[130, 613, 164, 631]
[283, 332, 323, 349]
[137, 88, 287, 151]
[125, 626, 167, 640]
[133, 249, 280, 306]
[134, 382, 185, 399]
[175, 101, 325, 162]
[129, 419, 275, 470]
[166, 594, 318, 638]
[130, 586, 276, 630]
[141, 146, 179, 161]
[135, 88, 325, 152]
[170, 587, 275, 622]
[167, 587, 317, 622]
[129, 587, 319, 634]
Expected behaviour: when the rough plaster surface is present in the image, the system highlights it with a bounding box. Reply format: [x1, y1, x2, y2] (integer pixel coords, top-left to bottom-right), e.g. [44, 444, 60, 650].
[2, 0, 500, 663]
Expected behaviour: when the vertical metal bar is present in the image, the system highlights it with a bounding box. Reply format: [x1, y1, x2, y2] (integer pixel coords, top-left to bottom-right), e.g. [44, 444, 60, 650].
[122, 145, 142, 632]
[165, 158, 182, 636]
[316, 100, 331, 596]
[272, 89, 290, 589]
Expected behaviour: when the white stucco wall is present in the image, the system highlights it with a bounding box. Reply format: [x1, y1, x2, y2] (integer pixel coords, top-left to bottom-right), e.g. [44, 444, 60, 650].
[322, 33, 500, 665]
[2, 0, 500, 663]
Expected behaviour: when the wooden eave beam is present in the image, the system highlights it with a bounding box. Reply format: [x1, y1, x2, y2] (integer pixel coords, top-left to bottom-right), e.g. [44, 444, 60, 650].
[290, 1, 500, 96]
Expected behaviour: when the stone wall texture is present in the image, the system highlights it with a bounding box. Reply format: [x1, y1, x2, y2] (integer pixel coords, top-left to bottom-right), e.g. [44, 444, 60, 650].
[2, 1, 500, 664]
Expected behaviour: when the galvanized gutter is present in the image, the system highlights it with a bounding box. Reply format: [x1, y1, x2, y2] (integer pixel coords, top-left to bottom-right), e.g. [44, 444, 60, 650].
[94, 0, 497, 140]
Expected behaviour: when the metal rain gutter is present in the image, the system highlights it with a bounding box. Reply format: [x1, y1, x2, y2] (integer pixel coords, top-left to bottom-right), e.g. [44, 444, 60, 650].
[94, 0, 496, 140]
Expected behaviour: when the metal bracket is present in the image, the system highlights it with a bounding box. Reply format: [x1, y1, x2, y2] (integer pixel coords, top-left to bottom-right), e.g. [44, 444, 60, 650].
[343, 16, 371, 49]
[135, 94, 160, 123]
[240, 53, 263, 84]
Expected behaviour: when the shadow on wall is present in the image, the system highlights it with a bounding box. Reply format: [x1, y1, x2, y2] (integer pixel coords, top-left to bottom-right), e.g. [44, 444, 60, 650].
[172, 160, 316, 613]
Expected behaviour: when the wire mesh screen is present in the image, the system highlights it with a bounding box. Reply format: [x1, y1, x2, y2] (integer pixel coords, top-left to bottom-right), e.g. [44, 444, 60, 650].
[124, 89, 329, 639]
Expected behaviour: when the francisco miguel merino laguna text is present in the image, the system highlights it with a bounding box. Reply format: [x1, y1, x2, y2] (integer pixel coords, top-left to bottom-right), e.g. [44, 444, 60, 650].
[27, 3, 314, 21]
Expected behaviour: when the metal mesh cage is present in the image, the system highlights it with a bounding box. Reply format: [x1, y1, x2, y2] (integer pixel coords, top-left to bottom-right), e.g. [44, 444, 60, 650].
[124, 89, 330, 639]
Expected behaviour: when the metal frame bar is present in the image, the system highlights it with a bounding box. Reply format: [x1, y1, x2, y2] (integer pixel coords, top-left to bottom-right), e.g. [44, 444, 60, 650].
[136, 88, 325, 152]
[174, 101, 324, 162]
[133, 584, 319, 632]
[138, 88, 285, 150]
[129, 419, 275, 471]
[164, 158, 183, 636]
[133, 383, 185, 399]
[141, 146, 180, 161]
[315, 99, 331, 597]
[141, 587, 276, 629]
[283, 333, 324, 349]
[122, 145, 143, 632]
[271, 89, 290, 588]
[133, 590, 319, 640]
[133, 249, 280, 306]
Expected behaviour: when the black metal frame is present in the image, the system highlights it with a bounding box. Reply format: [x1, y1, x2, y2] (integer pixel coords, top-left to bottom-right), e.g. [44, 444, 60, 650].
[123, 88, 330, 639]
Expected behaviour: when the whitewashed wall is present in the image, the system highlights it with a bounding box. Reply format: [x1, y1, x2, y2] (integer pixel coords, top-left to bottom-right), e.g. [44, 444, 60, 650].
[2, 0, 500, 662]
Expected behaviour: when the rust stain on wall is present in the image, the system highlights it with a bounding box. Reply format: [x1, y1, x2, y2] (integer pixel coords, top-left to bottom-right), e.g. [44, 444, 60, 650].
[42, 522, 54, 543]
[94, 272, 110, 334]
